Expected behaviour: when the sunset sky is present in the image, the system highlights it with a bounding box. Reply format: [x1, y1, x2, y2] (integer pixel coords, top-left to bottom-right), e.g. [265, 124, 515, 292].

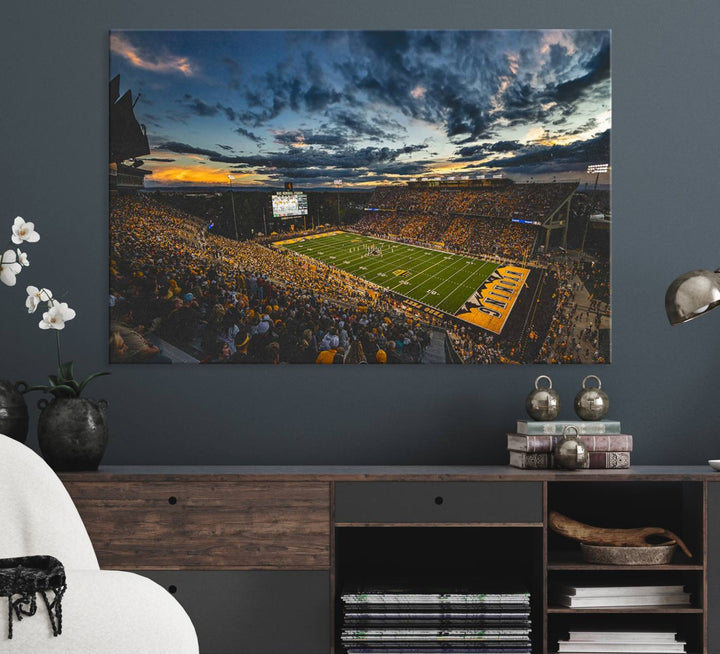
[110, 30, 611, 188]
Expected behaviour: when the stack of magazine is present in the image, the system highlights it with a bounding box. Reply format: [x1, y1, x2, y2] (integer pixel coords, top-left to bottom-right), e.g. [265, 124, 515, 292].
[551, 584, 691, 608]
[556, 630, 687, 653]
[340, 584, 532, 653]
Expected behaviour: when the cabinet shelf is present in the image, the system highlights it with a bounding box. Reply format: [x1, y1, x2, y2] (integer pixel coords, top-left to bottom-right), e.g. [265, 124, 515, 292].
[547, 551, 703, 571]
[547, 605, 703, 614]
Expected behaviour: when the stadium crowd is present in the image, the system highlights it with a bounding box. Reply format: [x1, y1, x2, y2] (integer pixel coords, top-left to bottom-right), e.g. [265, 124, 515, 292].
[353, 211, 538, 260]
[535, 261, 607, 364]
[368, 183, 577, 222]
[109, 178, 608, 365]
[110, 196, 435, 364]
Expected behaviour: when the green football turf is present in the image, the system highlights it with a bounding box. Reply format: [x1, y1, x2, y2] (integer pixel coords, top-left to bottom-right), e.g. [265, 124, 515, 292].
[277, 231, 498, 315]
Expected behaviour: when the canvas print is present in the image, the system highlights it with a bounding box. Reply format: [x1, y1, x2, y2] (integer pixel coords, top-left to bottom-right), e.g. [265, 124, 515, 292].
[109, 30, 610, 364]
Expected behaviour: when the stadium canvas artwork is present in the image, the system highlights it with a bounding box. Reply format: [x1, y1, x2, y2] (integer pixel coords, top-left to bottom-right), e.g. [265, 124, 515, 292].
[109, 30, 611, 364]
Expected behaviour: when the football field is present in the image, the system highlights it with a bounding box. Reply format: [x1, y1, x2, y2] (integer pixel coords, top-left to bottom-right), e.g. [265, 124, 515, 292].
[275, 231, 498, 315]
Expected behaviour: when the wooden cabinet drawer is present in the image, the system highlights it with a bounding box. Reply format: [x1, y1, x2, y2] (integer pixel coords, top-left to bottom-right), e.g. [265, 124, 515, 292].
[64, 481, 330, 570]
[137, 570, 330, 654]
[334, 481, 542, 524]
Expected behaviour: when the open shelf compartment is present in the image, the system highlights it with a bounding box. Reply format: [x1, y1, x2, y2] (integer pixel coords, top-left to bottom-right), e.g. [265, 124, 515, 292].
[334, 526, 543, 654]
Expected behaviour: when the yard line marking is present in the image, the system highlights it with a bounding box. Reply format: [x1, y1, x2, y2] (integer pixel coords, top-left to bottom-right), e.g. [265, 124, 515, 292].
[398, 254, 475, 298]
[434, 261, 497, 313]
[279, 231, 499, 314]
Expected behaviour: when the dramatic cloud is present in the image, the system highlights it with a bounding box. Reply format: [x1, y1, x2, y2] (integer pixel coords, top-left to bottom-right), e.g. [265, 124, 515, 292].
[180, 95, 219, 117]
[552, 42, 610, 105]
[331, 110, 406, 141]
[112, 30, 610, 186]
[273, 130, 347, 148]
[159, 141, 428, 171]
[478, 130, 610, 175]
[456, 140, 521, 160]
[110, 32, 194, 76]
[235, 127, 263, 143]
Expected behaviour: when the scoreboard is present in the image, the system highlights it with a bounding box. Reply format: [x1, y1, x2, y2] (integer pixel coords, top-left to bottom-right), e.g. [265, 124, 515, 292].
[272, 192, 308, 218]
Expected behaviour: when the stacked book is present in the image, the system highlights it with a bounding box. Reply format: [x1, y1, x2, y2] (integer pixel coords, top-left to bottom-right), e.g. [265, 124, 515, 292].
[340, 585, 532, 653]
[551, 583, 691, 609]
[557, 630, 687, 653]
[508, 420, 632, 470]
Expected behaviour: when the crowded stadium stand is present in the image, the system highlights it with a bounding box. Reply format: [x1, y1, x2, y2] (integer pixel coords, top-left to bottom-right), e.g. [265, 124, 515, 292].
[109, 176, 608, 364]
[356, 181, 578, 258]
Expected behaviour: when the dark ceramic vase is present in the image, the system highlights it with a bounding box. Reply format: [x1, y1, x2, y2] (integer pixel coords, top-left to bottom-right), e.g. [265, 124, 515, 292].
[37, 397, 109, 471]
[0, 380, 29, 443]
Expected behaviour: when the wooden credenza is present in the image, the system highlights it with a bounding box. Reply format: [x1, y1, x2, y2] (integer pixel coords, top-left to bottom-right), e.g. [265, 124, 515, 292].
[60, 466, 720, 654]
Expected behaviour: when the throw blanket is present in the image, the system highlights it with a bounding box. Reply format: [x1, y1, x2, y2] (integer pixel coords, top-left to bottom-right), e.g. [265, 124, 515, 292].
[0, 555, 66, 639]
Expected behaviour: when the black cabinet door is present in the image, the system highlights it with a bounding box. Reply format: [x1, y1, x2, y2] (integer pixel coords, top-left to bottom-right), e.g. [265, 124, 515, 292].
[137, 570, 330, 654]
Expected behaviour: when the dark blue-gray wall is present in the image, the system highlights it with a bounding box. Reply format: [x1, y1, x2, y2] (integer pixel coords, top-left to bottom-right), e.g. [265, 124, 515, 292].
[1, 0, 719, 465]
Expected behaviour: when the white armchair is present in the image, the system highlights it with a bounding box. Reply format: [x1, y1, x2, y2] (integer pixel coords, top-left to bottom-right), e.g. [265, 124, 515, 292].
[0, 434, 199, 653]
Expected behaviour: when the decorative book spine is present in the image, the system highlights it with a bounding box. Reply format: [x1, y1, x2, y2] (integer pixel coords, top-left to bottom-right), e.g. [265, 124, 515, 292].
[509, 451, 630, 469]
[579, 451, 631, 469]
[509, 451, 550, 469]
[507, 433, 633, 453]
[517, 420, 621, 435]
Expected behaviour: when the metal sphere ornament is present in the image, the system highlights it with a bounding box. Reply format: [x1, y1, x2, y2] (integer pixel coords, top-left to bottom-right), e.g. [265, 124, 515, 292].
[574, 375, 609, 421]
[554, 426, 589, 470]
[525, 375, 561, 421]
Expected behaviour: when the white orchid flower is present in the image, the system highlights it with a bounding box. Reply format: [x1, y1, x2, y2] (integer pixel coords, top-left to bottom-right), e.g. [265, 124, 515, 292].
[0, 249, 22, 286]
[26, 285, 53, 313]
[16, 249, 29, 266]
[11, 216, 40, 245]
[39, 301, 76, 330]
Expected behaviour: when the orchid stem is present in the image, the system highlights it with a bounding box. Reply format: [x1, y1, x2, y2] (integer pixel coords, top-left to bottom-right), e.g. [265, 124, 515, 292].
[56, 330, 62, 369]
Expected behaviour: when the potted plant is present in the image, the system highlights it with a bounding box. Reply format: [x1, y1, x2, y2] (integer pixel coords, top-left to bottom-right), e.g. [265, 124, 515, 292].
[1, 216, 109, 470]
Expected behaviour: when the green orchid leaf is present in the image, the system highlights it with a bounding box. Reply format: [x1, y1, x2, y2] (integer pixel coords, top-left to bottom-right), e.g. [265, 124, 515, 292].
[49, 384, 78, 398]
[25, 384, 50, 393]
[48, 375, 58, 387]
[58, 361, 74, 383]
[78, 371, 110, 396]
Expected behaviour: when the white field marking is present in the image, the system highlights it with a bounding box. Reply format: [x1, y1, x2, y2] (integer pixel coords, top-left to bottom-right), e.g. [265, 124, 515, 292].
[288, 232, 474, 286]
[342, 241, 434, 279]
[416, 260, 478, 304]
[394, 253, 474, 297]
[295, 234, 416, 272]
[433, 261, 497, 313]
[283, 232, 496, 311]
[384, 248, 457, 288]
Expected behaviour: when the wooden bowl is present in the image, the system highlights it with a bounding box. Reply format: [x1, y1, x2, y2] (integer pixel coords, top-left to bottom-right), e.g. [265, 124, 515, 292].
[580, 542, 677, 565]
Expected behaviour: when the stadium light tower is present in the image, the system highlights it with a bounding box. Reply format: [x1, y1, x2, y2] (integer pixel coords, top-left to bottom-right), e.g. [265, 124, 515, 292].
[227, 174, 239, 241]
[581, 164, 609, 252]
[587, 163, 609, 196]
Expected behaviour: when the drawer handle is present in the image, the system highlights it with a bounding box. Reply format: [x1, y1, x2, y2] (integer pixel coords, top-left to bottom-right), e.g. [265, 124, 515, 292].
[168, 496, 178, 505]
[434, 496, 444, 505]
[168, 585, 177, 594]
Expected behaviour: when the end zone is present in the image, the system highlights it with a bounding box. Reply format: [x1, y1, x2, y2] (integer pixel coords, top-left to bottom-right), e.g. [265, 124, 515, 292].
[455, 265, 530, 334]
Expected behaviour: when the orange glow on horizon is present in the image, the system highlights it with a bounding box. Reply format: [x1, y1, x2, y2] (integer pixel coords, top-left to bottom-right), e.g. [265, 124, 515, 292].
[148, 166, 253, 185]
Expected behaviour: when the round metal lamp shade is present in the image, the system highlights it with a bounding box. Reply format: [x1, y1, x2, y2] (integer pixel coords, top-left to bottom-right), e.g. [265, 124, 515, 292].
[665, 269, 720, 325]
